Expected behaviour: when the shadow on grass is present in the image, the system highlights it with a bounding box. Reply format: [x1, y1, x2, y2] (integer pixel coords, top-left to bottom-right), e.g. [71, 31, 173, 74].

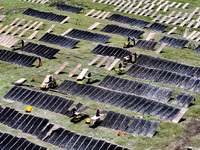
[189, 102, 195, 107]
[36, 65, 42, 68]
[72, 46, 80, 49]
[87, 79, 101, 84]
[71, 74, 78, 77]
[89, 120, 102, 129]
[70, 114, 89, 124]
[179, 118, 186, 123]
[118, 72, 126, 75]
[12, 47, 21, 51]
[154, 131, 158, 136]
[58, 71, 67, 74]
[51, 56, 58, 59]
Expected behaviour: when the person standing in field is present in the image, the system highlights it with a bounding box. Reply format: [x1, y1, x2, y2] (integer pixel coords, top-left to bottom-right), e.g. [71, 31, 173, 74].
[38, 56, 43, 66]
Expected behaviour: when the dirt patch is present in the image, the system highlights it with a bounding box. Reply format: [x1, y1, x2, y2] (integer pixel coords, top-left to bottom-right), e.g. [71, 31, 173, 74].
[165, 118, 200, 150]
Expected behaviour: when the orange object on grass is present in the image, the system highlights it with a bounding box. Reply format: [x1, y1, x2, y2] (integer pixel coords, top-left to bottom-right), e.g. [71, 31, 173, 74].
[118, 131, 121, 136]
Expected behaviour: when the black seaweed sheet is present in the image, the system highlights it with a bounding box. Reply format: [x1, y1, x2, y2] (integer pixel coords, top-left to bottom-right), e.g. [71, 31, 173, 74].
[38, 124, 54, 140]
[78, 137, 92, 150]
[65, 134, 80, 150]
[59, 132, 75, 148]
[11, 138, 26, 149]
[18, 140, 31, 150]
[47, 128, 65, 144]
[18, 115, 34, 130]
[118, 116, 132, 131]
[100, 111, 115, 127]
[28, 117, 43, 134]
[71, 135, 86, 150]
[22, 116, 38, 133]
[85, 139, 98, 150]
[99, 142, 111, 150]
[92, 140, 105, 150]
[125, 118, 140, 133]
[54, 130, 70, 146]
[112, 114, 126, 130]
[33, 119, 49, 136]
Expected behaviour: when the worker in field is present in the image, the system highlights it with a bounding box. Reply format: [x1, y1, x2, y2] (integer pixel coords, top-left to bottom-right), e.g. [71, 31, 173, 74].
[133, 37, 136, 45]
[119, 63, 122, 69]
[21, 40, 24, 48]
[72, 106, 77, 116]
[49, 76, 53, 83]
[128, 36, 136, 45]
[96, 108, 100, 117]
[128, 36, 131, 42]
[115, 62, 123, 73]
[87, 72, 92, 84]
[53, 77, 57, 85]
[128, 52, 133, 62]
[88, 72, 92, 78]
[123, 52, 133, 65]
[118, 62, 125, 73]
[38, 56, 43, 66]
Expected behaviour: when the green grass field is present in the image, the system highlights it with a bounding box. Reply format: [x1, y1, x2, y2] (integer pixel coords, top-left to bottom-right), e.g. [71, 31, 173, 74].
[0, 0, 200, 149]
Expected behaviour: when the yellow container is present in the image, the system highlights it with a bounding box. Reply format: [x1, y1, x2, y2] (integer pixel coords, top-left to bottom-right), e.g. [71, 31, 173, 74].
[77, 80, 82, 84]
[125, 42, 129, 45]
[85, 118, 91, 124]
[115, 68, 120, 72]
[26, 106, 32, 112]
